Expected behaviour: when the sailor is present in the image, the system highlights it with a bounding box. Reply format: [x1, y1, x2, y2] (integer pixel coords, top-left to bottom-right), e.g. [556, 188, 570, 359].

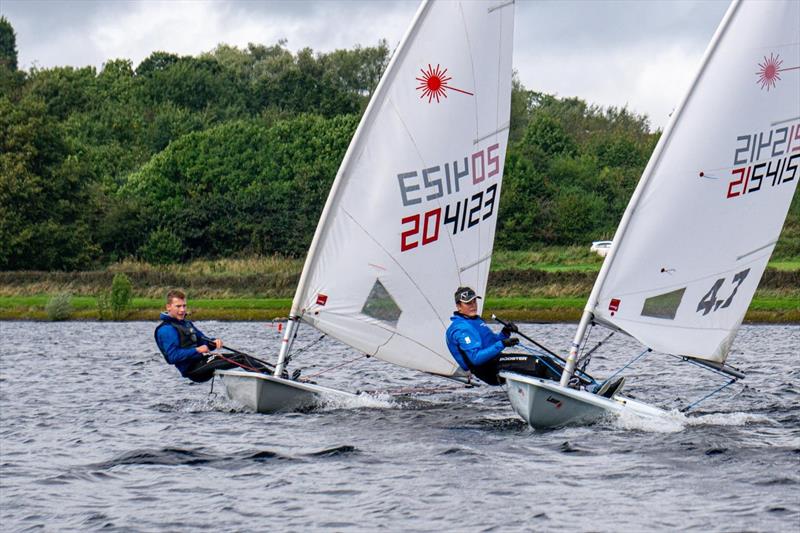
[154, 289, 236, 383]
[445, 286, 537, 385]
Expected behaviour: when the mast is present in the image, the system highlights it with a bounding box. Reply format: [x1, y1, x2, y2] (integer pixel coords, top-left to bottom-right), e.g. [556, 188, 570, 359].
[273, 0, 433, 375]
[559, 0, 742, 386]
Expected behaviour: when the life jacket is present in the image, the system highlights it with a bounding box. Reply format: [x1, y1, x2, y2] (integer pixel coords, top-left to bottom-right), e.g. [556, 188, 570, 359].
[154, 317, 200, 362]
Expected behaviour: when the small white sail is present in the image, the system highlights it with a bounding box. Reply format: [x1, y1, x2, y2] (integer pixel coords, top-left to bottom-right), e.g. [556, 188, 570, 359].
[288, 0, 515, 376]
[588, 0, 799, 363]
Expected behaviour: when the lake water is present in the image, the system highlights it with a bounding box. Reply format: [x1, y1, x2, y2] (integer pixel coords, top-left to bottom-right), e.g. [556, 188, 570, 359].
[1, 321, 798, 532]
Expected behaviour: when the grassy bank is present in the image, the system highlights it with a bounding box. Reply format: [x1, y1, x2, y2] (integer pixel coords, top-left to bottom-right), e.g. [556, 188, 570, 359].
[1, 295, 797, 323]
[1, 250, 797, 322]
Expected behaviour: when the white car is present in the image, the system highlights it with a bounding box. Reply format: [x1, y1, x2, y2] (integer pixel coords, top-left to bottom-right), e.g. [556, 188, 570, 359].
[590, 240, 613, 257]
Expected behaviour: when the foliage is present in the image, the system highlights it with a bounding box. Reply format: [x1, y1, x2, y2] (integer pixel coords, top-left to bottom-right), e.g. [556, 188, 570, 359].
[45, 292, 72, 320]
[0, 14, 795, 271]
[96, 292, 111, 321]
[0, 95, 99, 270]
[110, 273, 133, 320]
[0, 16, 17, 71]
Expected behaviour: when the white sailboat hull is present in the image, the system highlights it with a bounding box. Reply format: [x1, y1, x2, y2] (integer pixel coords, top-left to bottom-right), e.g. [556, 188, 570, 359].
[216, 370, 358, 413]
[500, 371, 668, 429]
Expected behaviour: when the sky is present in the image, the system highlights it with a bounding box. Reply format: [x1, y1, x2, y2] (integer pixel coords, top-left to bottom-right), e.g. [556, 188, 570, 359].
[1, 0, 732, 129]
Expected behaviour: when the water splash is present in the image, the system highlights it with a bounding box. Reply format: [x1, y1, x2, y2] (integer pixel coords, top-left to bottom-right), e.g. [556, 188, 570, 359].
[684, 412, 776, 427]
[316, 391, 397, 411]
[613, 409, 687, 433]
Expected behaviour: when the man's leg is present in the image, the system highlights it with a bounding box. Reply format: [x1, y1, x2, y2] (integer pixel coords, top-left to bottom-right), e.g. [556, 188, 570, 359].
[185, 356, 239, 383]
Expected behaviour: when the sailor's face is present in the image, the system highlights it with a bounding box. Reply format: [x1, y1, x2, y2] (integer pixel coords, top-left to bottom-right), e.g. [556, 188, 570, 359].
[167, 298, 187, 320]
[457, 299, 478, 317]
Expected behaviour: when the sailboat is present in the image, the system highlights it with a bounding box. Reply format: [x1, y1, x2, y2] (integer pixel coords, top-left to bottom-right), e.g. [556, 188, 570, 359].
[501, 0, 800, 428]
[218, 0, 516, 412]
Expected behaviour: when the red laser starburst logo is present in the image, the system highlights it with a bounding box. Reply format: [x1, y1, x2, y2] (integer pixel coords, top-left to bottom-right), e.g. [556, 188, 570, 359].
[756, 53, 783, 91]
[416, 64, 473, 103]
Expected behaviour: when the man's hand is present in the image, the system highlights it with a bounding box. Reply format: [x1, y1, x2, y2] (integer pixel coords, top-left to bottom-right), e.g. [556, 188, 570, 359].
[203, 338, 223, 351]
[502, 337, 520, 348]
[502, 321, 519, 336]
[197, 344, 210, 354]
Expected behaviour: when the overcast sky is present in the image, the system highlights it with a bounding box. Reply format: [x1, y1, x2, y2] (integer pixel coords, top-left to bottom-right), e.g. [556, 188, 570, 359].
[1, 0, 732, 129]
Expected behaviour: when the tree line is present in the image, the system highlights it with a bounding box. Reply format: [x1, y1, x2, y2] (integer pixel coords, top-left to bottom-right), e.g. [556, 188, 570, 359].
[1, 17, 796, 270]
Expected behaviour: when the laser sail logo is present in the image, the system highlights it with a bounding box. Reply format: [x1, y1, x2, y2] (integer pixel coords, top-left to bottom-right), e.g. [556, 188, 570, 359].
[756, 53, 798, 91]
[415, 64, 473, 103]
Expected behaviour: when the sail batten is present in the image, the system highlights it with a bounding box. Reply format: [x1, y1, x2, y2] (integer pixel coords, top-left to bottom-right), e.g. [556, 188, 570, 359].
[580, 0, 799, 364]
[288, 0, 514, 376]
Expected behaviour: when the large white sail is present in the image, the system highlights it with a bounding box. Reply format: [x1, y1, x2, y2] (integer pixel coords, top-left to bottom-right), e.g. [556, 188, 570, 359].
[287, 0, 515, 376]
[588, 0, 799, 363]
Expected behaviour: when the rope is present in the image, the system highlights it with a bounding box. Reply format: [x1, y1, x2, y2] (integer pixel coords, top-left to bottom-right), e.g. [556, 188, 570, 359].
[284, 334, 326, 367]
[216, 352, 264, 373]
[599, 348, 652, 386]
[668, 353, 743, 412]
[681, 378, 737, 412]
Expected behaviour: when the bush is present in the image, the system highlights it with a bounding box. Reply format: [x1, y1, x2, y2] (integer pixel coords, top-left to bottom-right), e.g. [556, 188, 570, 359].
[110, 273, 133, 320]
[45, 292, 73, 321]
[96, 292, 110, 320]
[138, 229, 186, 265]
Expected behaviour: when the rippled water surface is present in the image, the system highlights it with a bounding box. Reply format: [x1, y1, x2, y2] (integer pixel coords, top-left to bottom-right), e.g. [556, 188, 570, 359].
[1, 321, 798, 532]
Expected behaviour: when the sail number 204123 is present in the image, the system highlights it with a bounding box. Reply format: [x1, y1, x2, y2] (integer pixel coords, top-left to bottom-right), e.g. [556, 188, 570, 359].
[400, 184, 497, 252]
[397, 143, 502, 253]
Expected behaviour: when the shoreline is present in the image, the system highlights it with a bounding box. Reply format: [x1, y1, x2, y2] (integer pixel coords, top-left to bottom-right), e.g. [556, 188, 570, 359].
[1, 296, 797, 323]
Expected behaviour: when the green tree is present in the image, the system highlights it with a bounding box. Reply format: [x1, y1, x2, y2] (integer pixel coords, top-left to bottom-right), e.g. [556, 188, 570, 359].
[0, 95, 98, 269]
[0, 16, 17, 71]
[122, 113, 358, 259]
[110, 273, 133, 320]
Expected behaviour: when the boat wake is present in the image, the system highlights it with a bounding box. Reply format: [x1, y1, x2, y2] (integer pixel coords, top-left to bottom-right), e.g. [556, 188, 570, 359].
[683, 411, 775, 427]
[613, 409, 687, 433]
[154, 394, 250, 414]
[316, 391, 397, 411]
[613, 409, 775, 433]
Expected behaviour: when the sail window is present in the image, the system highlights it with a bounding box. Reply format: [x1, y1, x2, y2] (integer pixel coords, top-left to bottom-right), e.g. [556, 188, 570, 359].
[641, 288, 686, 320]
[361, 279, 402, 326]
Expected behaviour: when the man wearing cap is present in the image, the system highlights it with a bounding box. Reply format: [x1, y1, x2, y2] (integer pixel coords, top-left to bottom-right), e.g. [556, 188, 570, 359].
[445, 286, 523, 385]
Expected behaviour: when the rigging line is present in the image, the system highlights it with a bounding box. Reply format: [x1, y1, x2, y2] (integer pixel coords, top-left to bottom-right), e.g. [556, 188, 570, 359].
[578, 323, 593, 359]
[488, 0, 514, 13]
[457, 2, 481, 150]
[474, 124, 510, 145]
[459, 252, 492, 273]
[285, 333, 326, 365]
[771, 116, 800, 126]
[736, 240, 777, 261]
[600, 348, 652, 386]
[681, 378, 737, 413]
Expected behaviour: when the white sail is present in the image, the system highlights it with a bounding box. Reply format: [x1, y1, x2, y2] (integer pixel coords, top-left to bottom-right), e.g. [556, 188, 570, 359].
[287, 0, 515, 376]
[588, 0, 799, 363]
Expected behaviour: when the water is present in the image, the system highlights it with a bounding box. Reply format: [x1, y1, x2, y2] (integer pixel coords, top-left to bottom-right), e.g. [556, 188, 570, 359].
[1, 321, 798, 532]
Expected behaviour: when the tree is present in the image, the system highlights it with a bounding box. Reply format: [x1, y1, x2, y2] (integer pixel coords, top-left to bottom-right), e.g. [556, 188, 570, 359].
[0, 16, 17, 71]
[0, 95, 98, 269]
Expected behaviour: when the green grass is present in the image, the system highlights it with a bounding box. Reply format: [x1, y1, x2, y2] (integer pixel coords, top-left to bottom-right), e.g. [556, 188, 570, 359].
[769, 260, 800, 271]
[0, 296, 291, 310]
[1, 295, 794, 324]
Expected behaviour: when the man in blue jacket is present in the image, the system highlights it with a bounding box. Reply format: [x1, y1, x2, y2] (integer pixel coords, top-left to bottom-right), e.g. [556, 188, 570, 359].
[155, 289, 234, 383]
[446, 286, 544, 385]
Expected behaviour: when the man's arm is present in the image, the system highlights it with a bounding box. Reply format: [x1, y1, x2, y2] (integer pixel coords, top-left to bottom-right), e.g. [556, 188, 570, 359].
[452, 327, 504, 367]
[156, 326, 203, 365]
